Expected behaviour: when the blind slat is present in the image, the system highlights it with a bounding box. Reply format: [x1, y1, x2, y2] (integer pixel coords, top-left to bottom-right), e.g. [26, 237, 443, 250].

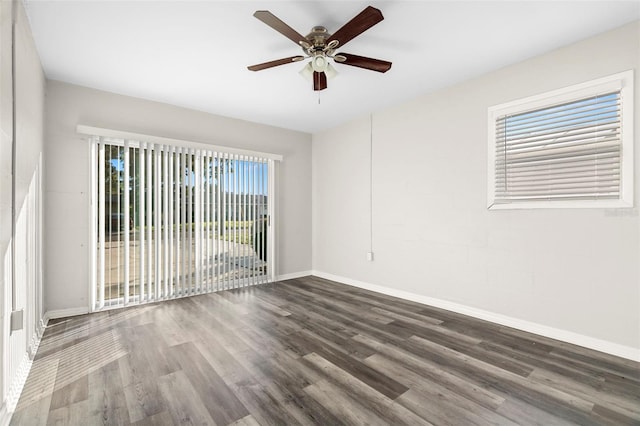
[496, 100, 620, 133]
[497, 137, 620, 158]
[497, 154, 619, 172]
[496, 146, 619, 167]
[498, 122, 620, 146]
[501, 92, 619, 124]
[497, 185, 620, 196]
[494, 193, 619, 202]
[496, 173, 620, 185]
[500, 114, 619, 140]
[496, 179, 620, 192]
[497, 132, 619, 152]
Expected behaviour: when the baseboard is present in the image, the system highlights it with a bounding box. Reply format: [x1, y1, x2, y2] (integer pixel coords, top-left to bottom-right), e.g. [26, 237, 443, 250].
[42, 278, 311, 321]
[0, 403, 9, 426]
[0, 311, 47, 426]
[43, 307, 90, 322]
[310, 270, 640, 362]
[276, 270, 313, 282]
[4, 353, 32, 415]
[41, 277, 311, 321]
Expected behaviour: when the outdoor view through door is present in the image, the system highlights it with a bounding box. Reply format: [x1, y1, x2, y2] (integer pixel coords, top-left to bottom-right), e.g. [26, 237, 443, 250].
[89, 135, 274, 310]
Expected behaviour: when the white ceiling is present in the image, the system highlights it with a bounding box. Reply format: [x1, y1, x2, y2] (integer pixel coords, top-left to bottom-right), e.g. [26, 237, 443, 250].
[24, 1, 640, 134]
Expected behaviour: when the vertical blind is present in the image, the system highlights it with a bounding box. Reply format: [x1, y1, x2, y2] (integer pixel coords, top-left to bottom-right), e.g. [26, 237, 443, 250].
[494, 91, 622, 203]
[90, 136, 273, 310]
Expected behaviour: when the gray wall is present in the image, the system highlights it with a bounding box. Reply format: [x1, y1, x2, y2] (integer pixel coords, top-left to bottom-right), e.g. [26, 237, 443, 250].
[0, 0, 45, 415]
[44, 81, 312, 312]
[312, 21, 640, 354]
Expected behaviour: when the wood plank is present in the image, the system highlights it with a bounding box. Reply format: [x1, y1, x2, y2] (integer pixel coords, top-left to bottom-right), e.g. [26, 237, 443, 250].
[304, 379, 387, 426]
[478, 340, 607, 387]
[192, 338, 256, 387]
[230, 382, 310, 426]
[354, 334, 505, 410]
[167, 342, 249, 425]
[130, 410, 174, 426]
[221, 339, 342, 425]
[87, 359, 130, 425]
[292, 329, 409, 399]
[48, 376, 88, 411]
[363, 353, 515, 425]
[46, 400, 88, 426]
[245, 361, 344, 426]
[227, 414, 262, 426]
[303, 352, 432, 425]
[407, 335, 599, 424]
[156, 371, 217, 425]
[529, 367, 640, 421]
[370, 306, 443, 326]
[495, 398, 578, 425]
[590, 403, 640, 425]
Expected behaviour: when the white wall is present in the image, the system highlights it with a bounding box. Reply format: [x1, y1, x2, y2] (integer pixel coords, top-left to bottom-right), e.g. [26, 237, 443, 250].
[0, 0, 45, 420]
[44, 81, 312, 313]
[313, 21, 640, 356]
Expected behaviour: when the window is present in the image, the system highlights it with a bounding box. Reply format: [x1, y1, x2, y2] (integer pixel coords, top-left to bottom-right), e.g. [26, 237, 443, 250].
[488, 70, 634, 209]
[84, 126, 279, 311]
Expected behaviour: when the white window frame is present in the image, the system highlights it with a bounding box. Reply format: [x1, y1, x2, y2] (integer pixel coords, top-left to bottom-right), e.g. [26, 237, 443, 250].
[487, 70, 634, 209]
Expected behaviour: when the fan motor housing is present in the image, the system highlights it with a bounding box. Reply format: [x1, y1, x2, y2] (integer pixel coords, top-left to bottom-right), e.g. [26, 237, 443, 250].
[306, 26, 331, 50]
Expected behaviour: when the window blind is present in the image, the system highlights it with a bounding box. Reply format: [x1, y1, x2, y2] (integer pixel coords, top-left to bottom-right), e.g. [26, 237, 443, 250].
[90, 136, 273, 310]
[494, 91, 622, 203]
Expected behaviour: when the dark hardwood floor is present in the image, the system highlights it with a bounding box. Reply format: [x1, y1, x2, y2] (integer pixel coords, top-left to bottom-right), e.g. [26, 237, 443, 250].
[11, 276, 640, 425]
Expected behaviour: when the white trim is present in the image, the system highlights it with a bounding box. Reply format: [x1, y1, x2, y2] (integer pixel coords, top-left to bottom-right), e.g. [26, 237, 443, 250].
[487, 199, 634, 210]
[490, 75, 624, 115]
[276, 270, 313, 282]
[1, 356, 34, 426]
[619, 69, 635, 204]
[36, 317, 46, 340]
[89, 139, 97, 313]
[487, 69, 634, 209]
[76, 125, 284, 162]
[2, 353, 30, 423]
[310, 271, 640, 362]
[0, 404, 9, 426]
[0, 310, 47, 426]
[268, 159, 276, 283]
[43, 307, 90, 322]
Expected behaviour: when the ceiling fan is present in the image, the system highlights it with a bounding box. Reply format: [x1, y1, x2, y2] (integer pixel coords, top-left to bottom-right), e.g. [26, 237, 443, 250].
[247, 6, 392, 91]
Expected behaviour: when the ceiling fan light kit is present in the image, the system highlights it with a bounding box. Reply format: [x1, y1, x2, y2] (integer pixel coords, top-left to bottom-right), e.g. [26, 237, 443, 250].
[248, 5, 392, 92]
[299, 62, 314, 80]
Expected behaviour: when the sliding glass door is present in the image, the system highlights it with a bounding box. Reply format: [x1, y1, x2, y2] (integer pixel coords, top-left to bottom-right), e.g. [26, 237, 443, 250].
[89, 136, 275, 310]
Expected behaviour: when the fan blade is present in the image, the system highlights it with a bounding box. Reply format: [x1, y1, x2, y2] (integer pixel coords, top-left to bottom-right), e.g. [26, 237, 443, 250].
[253, 11, 308, 47]
[313, 71, 327, 91]
[248, 56, 305, 71]
[327, 6, 384, 48]
[337, 53, 391, 73]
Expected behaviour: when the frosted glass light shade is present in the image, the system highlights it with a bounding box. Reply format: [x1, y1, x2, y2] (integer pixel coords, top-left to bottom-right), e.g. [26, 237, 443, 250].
[325, 63, 338, 79]
[299, 62, 313, 81]
[311, 55, 327, 72]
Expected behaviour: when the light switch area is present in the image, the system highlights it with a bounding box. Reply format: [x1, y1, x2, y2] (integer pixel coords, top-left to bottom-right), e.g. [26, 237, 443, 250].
[10, 309, 23, 333]
[366, 252, 374, 262]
